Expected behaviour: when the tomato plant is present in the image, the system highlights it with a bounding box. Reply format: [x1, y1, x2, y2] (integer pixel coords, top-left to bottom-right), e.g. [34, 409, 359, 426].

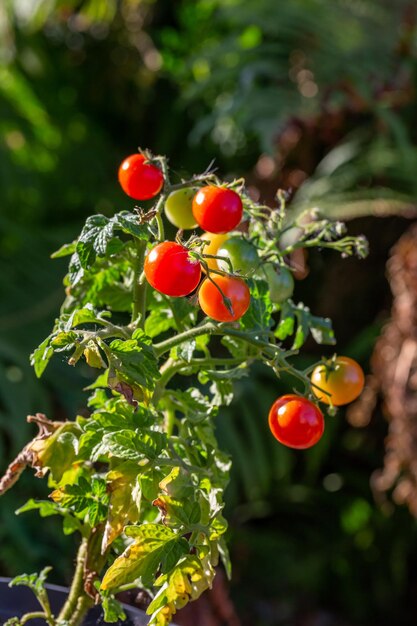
[0, 149, 368, 626]
[144, 241, 201, 297]
[311, 356, 365, 405]
[192, 185, 243, 233]
[118, 153, 164, 200]
[199, 275, 250, 322]
[165, 188, 197, 229]
[268, 395, 324, 449]
[217, 235, 259, 275]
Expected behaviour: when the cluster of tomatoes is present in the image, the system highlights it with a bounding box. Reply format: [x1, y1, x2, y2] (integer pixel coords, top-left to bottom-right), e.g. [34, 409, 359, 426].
[118, 153, 365, 450]
[269, 356, 365, 449]
[118, 152, 291, 322]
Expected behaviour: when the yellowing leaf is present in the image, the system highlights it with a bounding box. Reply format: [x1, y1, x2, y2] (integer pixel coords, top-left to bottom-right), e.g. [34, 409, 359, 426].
[102, 463, 140, 550]
[101, 524, 187, 591]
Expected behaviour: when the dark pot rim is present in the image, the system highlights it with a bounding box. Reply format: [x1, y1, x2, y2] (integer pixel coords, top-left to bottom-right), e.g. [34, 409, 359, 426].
[0, 576, 179, 625]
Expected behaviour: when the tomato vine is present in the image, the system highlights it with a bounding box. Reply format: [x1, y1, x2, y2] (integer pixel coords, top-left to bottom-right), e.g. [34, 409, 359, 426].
[0, 150, 367, 626]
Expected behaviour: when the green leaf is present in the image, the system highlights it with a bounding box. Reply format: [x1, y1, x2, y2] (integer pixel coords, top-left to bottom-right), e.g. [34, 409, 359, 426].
[221, 335, 247, 359]
[163, 388, 217, 423]
[76, 215, 114, 269]
[30, 334, 54, 378]
[112, 211, 150, 240]
[275, 301, 295, 340]
[51, 331, 78, 349]
[145, 307, 176, 339]
[240, 278, 273, 332]
[51, 477, 109, 526]
[153, 495, 201, 527]
[108, 331, 160, 391]
[51, 242, 77, 258]
[16, 499, 83, 535]
[101, 524, 188, 591]
[275, 301, 336, 348]
[66, 304, 107, 329]
[101, 595, 127, 623]
[76, 212, 149, 270]
[171, 339, 196, 362]
[93, 429, 166, 462]
[9, 566, 52, 597]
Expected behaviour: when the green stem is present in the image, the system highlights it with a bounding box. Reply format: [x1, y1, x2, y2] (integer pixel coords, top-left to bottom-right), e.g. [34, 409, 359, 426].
[20, 612, 51, 625]
[154, 322, 271, 357]
[57, 538, 91, 623]
[153, 322, 318, 394]
[132, 239, 147, 326]
[153, 355, 246, 404]
[164, 408, 176, 437]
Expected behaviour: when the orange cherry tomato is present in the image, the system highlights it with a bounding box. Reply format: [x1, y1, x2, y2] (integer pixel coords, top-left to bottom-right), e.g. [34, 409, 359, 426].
[268, 395, 324, 449]
[311, 356, 365, 406]
[198, 275, 250, 322]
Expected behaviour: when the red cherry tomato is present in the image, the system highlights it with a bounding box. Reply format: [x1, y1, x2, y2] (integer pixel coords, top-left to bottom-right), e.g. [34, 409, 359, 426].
[311, 356, 365, 406]
[192, 186, 243, 234]
[118, 154, 164, 201]
[268, 395, 324, 449]
[198, 275, 250, 322]
[144, 242, 201, 297]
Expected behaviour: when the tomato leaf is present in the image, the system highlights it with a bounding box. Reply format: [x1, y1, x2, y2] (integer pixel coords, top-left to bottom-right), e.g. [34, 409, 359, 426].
[101, 524, 188, 591]
[51, 476, 109, 526]
[30, 335, 54, 378]
[275, 301, 336, 348]
[240, 278, 273, 331]
[92, 429, 166, 463]
[16, 499, 83, 535]
[108, 330, 160, 391]
[102, 462, 141, 550]
[101, 594, 127, 623]
[147, 554, 215, 626]
[76, 213, 150, 270]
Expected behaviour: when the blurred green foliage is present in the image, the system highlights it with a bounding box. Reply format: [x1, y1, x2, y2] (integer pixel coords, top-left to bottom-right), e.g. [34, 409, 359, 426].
[1, 0, 417, 624]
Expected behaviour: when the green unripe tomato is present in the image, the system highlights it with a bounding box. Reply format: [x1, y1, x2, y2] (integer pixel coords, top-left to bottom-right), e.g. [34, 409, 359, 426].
[165, 188, 198, 230]
[217, 236, 259, 276]
[264, 263, 294, 303]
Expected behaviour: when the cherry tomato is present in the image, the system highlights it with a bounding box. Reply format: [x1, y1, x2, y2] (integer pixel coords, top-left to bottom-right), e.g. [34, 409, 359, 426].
[192, 186, 243, 234]
[165, 188, 198, 230]
[198, 275, 250, 322]
[311, 356, 365, 406]
[118, 154, 164, 201]
[217, 236, 259, 276]
[268, 395, 324, 449]
[144, 242, 201, 297]
[200, 232, 229, 272]
[263, 264, 294, 303]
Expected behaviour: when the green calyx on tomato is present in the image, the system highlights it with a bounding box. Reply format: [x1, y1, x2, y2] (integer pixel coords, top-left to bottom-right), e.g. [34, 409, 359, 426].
[217, 235, 259, 276]
[165, 188, 198, 230]
[263, 263, 294, 303]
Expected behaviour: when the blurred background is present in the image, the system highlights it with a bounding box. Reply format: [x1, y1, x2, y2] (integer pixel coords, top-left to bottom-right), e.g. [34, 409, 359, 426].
[2, 1, 417, 624]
